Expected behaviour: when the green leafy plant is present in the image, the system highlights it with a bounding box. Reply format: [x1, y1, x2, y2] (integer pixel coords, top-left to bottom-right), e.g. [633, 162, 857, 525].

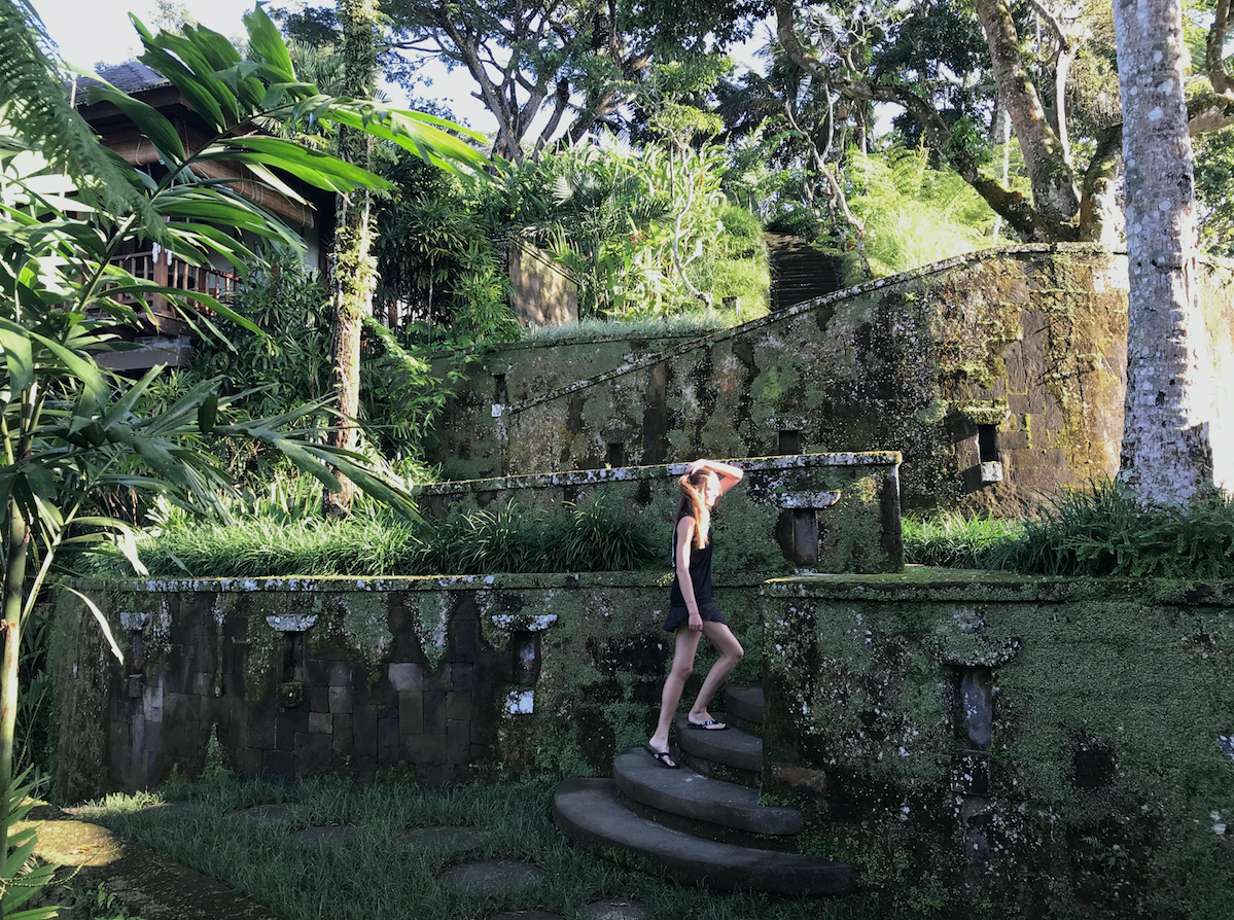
[0, 2, 486, 905]
[93, 497, 660, 579]
[995, 478, 1234, 578]
[1, 771, 58, 920]
[902, 512, 1023, 569]
[841, 143, 999, 277]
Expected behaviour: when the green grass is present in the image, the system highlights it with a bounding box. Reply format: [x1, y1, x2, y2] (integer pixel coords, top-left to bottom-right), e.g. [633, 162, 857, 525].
[997, 478, 1234, 578]
[901, 512, 1022, 570]
[87, 497, 659, 579]
[518, 311, 740, 346]
[72, 776, 927, 920]
[904, 479, 1234, 578]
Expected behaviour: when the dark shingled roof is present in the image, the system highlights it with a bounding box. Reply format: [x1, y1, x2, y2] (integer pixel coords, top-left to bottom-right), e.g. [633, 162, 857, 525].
[75, 61, 170, 98]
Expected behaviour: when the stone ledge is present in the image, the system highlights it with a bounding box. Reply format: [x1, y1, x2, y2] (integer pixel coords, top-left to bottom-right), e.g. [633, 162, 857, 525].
[73, 571, 770, 594]
[414, 451, 902, 496]
[761, 569, 1234, 605]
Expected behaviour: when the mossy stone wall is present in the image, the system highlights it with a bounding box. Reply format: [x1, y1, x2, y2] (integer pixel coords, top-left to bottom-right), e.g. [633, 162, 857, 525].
[50, 574, 763, 802]
[507, 238, 579, 328]
[416, 452, 903, 576]
[760, 573, 1234, 918]
[430, 245, 1234, 514]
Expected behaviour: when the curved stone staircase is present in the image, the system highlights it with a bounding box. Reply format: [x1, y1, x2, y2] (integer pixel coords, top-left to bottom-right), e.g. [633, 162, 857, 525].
[552, 683, 854, 895]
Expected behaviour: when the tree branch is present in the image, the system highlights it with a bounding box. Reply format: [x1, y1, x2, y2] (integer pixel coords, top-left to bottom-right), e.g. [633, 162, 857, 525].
[1187, 90, 1234, 135]
[972, 0, 1079, 229]
[1207, 0, 1234, 95]
[772, 0, 1047, 240]
[1076, 123, 1122, 243]
[1026, 0, 1075, 158]
[532, 78, 570, 158]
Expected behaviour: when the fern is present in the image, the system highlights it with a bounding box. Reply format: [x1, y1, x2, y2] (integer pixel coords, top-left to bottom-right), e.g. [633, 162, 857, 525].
[840, 143, 997, 277]
[0, 1, 162, 236]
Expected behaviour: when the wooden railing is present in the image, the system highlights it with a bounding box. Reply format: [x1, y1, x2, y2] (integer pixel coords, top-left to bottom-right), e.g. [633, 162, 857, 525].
[107, 248, 241, 333]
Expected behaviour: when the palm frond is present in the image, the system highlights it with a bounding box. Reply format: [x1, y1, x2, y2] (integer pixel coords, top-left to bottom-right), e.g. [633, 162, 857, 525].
[0, 0, 163, 236]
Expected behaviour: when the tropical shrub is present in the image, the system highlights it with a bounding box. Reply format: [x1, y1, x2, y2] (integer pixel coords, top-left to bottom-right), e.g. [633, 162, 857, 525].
[902, 513, 1022, 569]
[997, 479, 1234, 579]
[838, 144, 999, 278]
[482, 133, 768, 320]
[93, 496, 660, 578]
[0, 2, 481, 902]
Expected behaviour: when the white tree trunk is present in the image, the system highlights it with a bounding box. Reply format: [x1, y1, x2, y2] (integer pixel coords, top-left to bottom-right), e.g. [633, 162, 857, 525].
[1114, 0, 1223, 504]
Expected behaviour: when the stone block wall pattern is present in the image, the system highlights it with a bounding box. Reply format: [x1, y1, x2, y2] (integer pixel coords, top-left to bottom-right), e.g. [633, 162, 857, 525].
[50, 574, 766, 802]
[414, 452, 904, 576]
[427, 245, 1234, 514]
[506, 237, 579, 328]
[759, 573, 1234, 917]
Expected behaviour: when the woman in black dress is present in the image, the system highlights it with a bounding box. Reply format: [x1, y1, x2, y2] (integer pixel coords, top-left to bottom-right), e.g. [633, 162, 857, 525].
[646, 458, 745, 768]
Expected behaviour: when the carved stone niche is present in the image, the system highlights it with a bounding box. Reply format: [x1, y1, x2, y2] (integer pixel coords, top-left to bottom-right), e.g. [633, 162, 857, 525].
[772, 490, 842, 565]
[958, 400, 1011, 486]
[927, 608, 1020, 798]
[267, 613, 317, 710]
[119, 611, 149, 698]
[766, 416, 807, 456]
[489, 611, 558, 715]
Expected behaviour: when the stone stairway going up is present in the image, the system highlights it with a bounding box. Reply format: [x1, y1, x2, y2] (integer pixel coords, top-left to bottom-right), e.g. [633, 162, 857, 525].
[552, 683, 854, 895]
[766, 233, 847, 311]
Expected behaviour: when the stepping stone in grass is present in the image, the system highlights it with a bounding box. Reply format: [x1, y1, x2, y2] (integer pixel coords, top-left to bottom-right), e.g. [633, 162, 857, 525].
[139, 802, 195, 818]
[488, 912, 562, 920]
[437, 859, 545, 897]
[295, 825, 355, 845]
[581, 899, 653, 920]
[244, 805, 292, 823]
[401, 825, 488, 852]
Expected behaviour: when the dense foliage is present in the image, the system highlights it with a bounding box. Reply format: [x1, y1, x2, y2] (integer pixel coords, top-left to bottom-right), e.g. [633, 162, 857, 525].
[92, 495, 659, 578]
[906, 480, 1234, 579]
[901, 513, 1023, 570]
[999, 479, 1234, 578]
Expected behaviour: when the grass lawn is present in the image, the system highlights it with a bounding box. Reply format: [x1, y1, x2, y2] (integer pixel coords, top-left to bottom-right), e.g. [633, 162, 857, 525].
[64, 776, 912, 920]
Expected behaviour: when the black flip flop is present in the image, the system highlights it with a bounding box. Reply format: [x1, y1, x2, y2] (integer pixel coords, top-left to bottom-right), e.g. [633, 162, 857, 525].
[686, 719, 729, 731]
[645, 745, 679, 769]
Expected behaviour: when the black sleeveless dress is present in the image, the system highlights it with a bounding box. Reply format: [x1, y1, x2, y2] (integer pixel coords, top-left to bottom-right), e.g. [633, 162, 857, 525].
[663, 516, 726, 632]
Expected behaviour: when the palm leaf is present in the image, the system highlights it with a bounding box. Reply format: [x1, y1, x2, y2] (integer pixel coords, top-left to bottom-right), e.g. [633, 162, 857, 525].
[0, 2, 163, 235]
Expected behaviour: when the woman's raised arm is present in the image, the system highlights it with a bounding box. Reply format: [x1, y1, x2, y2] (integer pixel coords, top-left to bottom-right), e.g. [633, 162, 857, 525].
[684, 458, 744, 495]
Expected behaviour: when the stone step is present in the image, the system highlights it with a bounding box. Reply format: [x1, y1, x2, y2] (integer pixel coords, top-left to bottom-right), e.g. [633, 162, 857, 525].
[674, 715, 762, 776]
[553, 777, 854, 896]
[613, 747, 801, 838]
[723, 682, 764, 733]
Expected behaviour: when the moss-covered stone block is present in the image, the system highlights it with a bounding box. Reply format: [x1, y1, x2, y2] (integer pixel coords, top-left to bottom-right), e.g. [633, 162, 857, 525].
[415, 452, 903, 577]
[50, 573, 768, 800]
[761, 573, 1234, 918]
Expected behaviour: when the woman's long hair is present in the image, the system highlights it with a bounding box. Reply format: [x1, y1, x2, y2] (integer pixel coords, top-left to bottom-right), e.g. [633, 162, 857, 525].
[675, 470, 712, 550]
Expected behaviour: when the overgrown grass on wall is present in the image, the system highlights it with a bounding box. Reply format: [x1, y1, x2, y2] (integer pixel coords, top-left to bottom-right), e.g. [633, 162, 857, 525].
[518, 310, 733, 346]
[906, 479, 1234, 578]
[901, 513, 1023, 569]
[89, 498, 659, 579]
[998, 479, 1234, 578]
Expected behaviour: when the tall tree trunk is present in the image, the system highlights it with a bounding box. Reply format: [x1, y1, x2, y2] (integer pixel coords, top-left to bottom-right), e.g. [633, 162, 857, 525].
[1114, 0, 1221, 505]
[326, 0, 381, 516]
[0, 506, 29, 917]
[973, 0, 1079, 233]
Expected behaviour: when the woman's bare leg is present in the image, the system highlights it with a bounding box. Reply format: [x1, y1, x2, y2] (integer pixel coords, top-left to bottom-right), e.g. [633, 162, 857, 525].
[687, 622, 744, 726]
[649, 628, 702, 755]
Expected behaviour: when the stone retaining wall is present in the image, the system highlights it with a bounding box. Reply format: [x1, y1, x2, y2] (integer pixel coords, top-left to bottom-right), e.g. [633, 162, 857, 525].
[760, 573, 1234, 917]
[428, 246, 1234, 514]
[50, 573, 764, 803]
[415, 452, 903, 576]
